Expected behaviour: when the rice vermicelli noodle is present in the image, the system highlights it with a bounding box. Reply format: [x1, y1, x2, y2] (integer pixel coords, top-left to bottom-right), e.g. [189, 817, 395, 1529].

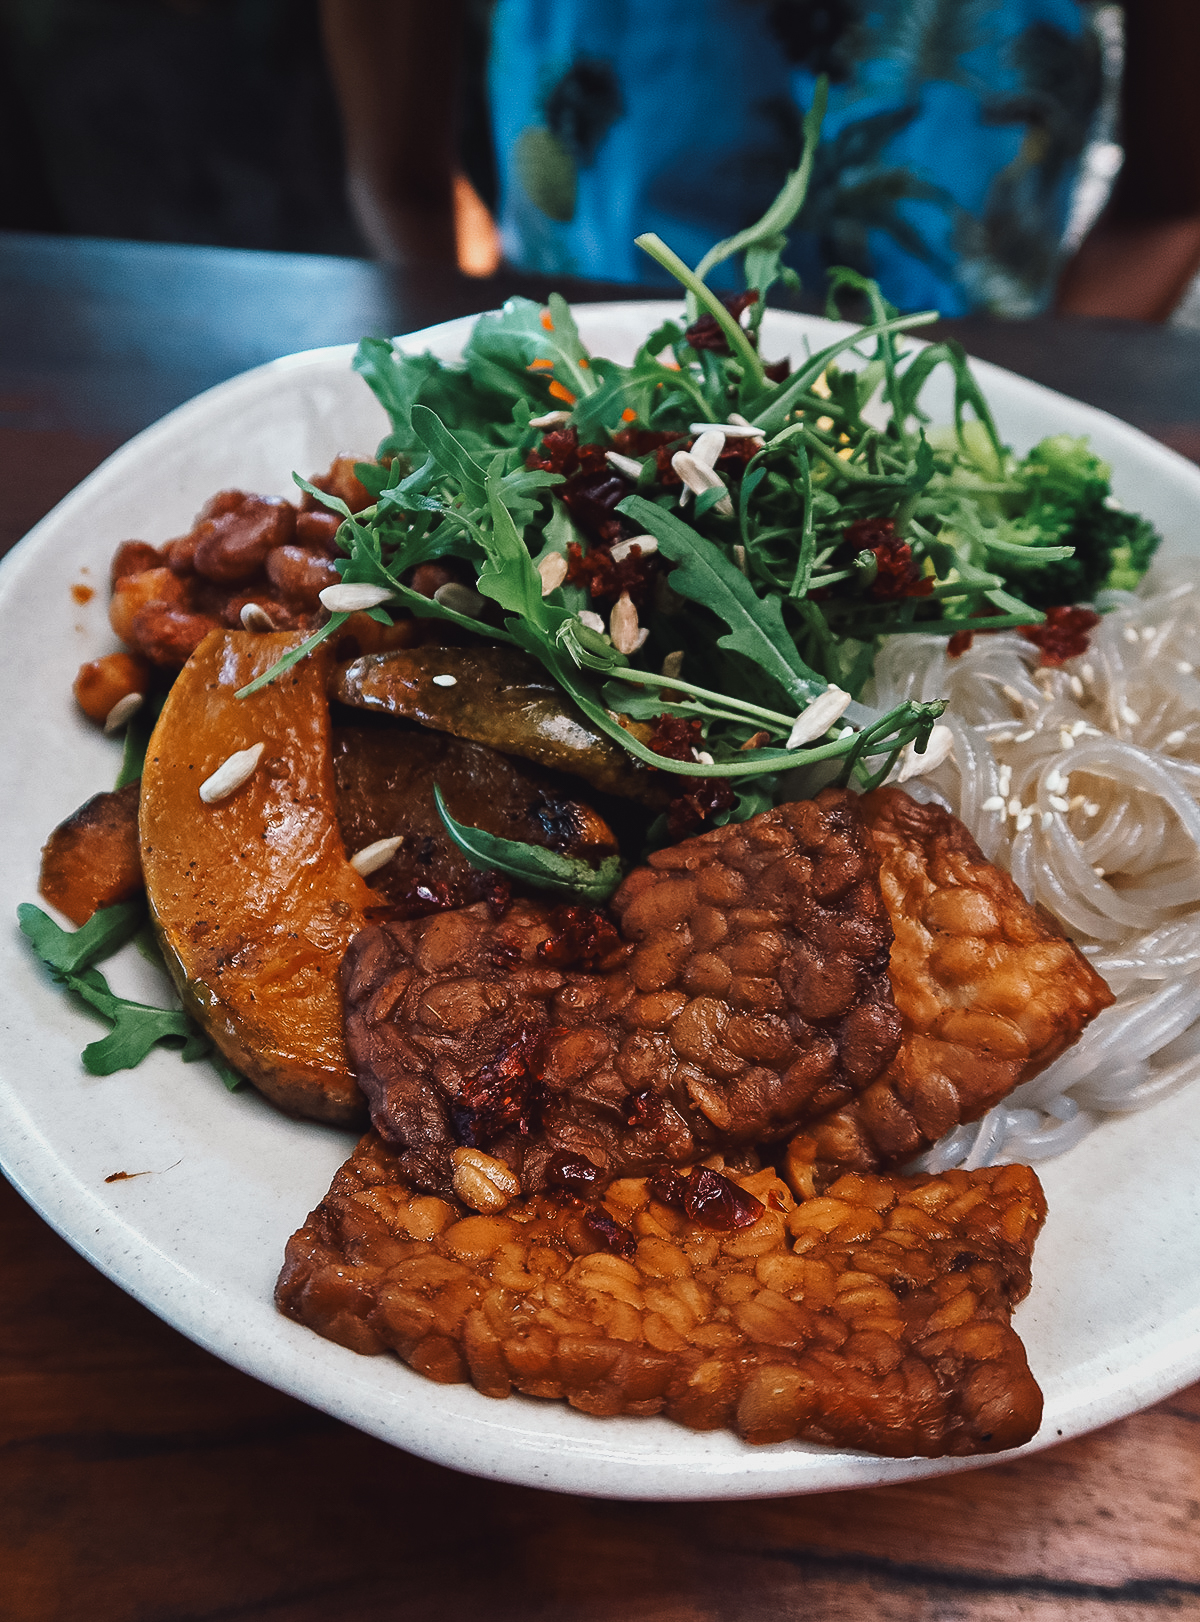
[865, 560, 1200, 1169]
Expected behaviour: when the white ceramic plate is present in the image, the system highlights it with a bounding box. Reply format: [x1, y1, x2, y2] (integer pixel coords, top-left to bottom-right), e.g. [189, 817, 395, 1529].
[3, 304, 1200, 1500]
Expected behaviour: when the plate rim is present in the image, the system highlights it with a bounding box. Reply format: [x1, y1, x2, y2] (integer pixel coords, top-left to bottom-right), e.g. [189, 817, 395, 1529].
[4, 300, 1200, 1500]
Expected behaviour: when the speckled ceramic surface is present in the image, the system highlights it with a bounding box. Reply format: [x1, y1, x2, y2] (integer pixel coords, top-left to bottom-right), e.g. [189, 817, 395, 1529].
[2, 305, 1199, 1499]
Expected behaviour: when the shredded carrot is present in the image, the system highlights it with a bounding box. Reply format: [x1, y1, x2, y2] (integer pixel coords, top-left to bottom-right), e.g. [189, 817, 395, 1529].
[548, 380, 577, 405]
[541, 310, 554, 331]
[621, 407, 637, 422]
[527, 358, 555, 371]
[578, 357, 589, 369]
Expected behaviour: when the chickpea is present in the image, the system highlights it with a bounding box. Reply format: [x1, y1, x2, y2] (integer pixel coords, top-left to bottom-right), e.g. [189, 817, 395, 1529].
[73, 651, 152, 725]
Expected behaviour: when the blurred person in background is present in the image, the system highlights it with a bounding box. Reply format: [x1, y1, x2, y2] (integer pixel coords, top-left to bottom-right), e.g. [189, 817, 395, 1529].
[320, 0, 1200, 321]
[3, 1, 1198, 322]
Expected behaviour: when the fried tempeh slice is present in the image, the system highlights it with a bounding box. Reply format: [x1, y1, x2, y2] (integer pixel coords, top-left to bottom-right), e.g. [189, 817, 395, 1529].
[39, 780, 143, 925]
[341, 790, 902, 1200]
[807, 787, 1115, 1172]
[276, 1131, 1047, 1458]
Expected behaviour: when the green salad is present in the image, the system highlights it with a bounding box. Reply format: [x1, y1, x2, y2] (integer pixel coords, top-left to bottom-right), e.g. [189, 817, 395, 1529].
[241, 88, 1156, 847]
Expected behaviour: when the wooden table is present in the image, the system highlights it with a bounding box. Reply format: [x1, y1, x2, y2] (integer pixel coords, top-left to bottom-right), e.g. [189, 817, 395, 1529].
[4, 233, 1200, 1622]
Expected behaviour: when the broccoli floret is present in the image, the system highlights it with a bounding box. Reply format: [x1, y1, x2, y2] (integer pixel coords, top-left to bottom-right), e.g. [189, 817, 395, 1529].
[992, 436, 1161, 609]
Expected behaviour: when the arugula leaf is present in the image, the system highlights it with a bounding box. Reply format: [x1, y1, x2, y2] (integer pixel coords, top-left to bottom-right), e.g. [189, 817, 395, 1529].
[410, 404, 489, 507]
[692, 77, 828, 331]
[21, 897, 144, 975]
[18, 902, 241, 1082]
[434, 787, 624, 901]
[463, 295, 599, 404]
[618, 494, 825, 708]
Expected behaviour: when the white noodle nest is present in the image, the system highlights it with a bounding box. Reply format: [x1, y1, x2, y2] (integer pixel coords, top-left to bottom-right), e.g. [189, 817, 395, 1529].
[864, 559, 1200, 1170]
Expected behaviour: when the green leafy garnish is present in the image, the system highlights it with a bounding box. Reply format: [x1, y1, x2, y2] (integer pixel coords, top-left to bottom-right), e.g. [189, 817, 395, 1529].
[434, 786, 623, 901]
[18, 901, 243, 1086]
[234, 83, 1158, 833]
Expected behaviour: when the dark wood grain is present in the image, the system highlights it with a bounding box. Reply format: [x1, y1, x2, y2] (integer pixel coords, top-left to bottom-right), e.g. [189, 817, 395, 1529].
[4, 235, 1200, 1622]
[4, 1171, 1200, 1622]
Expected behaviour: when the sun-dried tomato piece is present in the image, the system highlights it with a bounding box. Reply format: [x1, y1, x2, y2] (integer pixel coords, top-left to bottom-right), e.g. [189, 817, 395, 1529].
[666, 778, 737, 839]
[565, 539, 657, 606]
[1019, 604, 1101, 666]
[647, 1165, 689, 1207]
[685, 291, 759, 353]
[582, 1206, 637, 1258]
[648, 714, 703, 762]
[454, 1021, 545, 1146]
[545, 1150, 604, 1197]
[537, 905, 623, 971]
[947, 630, 974, 657]
[648, 1164, 764, 1230]
[763, 356, 790, 383]
[843, 518, 933, 602]
[609, 426, 686, 458]
[683, 1165, 765, 1229]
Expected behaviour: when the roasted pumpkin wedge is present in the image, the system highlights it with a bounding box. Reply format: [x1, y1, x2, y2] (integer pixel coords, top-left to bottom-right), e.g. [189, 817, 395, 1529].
[139, 630, 374, 1124]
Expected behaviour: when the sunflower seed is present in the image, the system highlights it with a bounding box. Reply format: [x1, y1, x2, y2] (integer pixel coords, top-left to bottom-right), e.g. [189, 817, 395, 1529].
[199, 742, 265, 804]
[349, 836, 404, 876]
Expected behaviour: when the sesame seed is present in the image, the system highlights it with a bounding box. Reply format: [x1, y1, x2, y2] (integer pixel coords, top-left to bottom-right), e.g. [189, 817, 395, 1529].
[1120, 705, 1140, 726]
[1040, 811, 1054, 830]
[1093, 865, 1106, 878]
[981, 795, 1006, 812]
[992, 731, 1015, 744]
[1060, 729, 1076, 748]
[1084, 802, 1101, 817]
[1123, 626, 1140, 644]
[578, 610, 606, 634]
[1165, 729, 1187, 747]
[998, 765, 1013, 795]
[103, 692, 143, 734]
[432, 674, 457, 687]
[1080, 663, 1095, 685]
[350, 836, 404, 876]
[1069, 675, 1085, 698]
[1015, 810, 1033, 832]
[1002, 684, 1026, 709]
[199, 742, 265, 804]
[1049, 794, 1070, 812]
[1141, 625, 1156, 641]
[1070, 720, 1089, 736]
[1007, 796, 1022, 817]
[1014, 729, 1035, 743]
[1178, 661, 1195, 675]
[1045, 768, 1067, 793]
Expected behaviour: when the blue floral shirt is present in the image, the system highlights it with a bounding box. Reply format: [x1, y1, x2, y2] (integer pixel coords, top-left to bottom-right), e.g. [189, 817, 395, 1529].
[488, 0, 1101, 317]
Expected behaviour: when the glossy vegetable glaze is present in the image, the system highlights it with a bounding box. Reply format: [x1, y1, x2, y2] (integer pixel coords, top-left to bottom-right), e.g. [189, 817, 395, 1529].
[139, 630, 374, 1124]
